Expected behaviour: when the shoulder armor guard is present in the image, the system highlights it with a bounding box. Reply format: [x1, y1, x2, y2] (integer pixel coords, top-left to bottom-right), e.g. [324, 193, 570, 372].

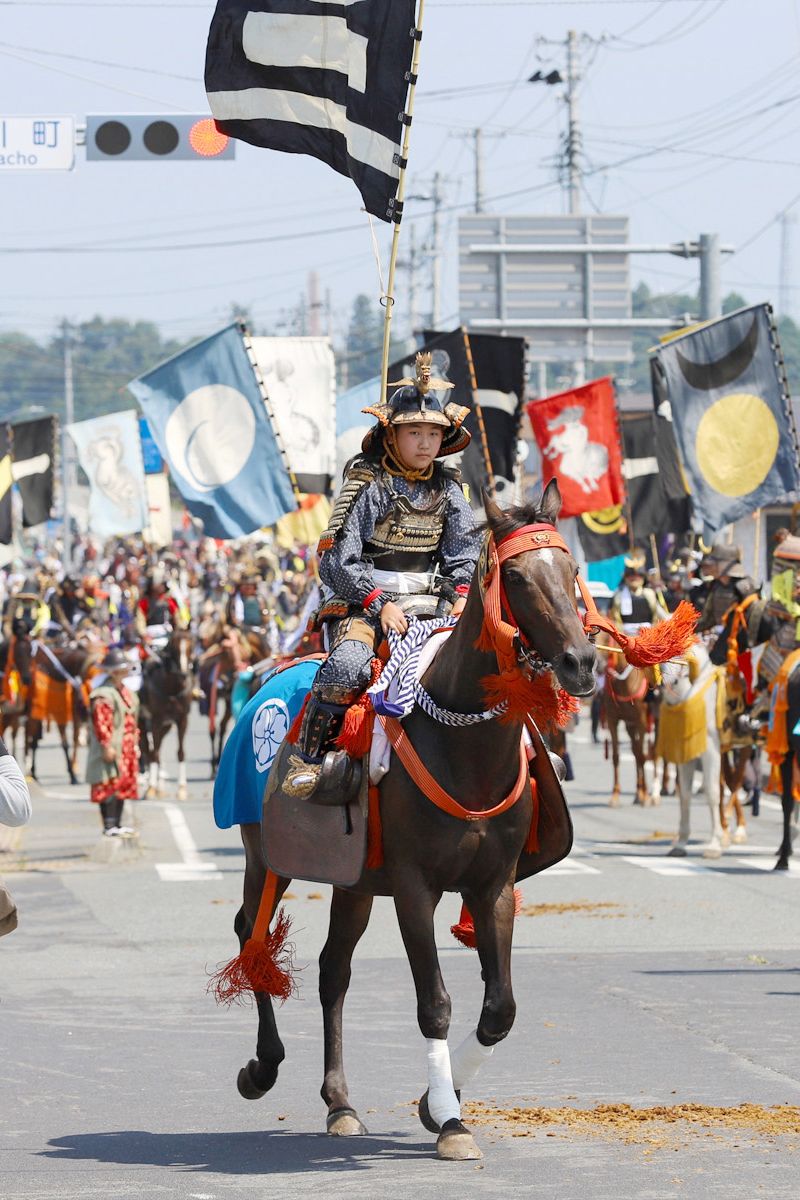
[317, 458, 379, 554]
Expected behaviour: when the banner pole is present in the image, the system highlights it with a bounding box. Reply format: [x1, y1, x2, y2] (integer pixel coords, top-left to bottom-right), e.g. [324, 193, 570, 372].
[462, 327, 495, 494]
[752, 508, 762, 579]
[380, 0, 426, 405]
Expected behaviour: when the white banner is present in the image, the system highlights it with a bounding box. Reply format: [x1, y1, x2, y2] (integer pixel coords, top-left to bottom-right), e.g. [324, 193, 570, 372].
[66, 409, 148, 538]
[143, 473, 173, 547]
[249, 336, 336, 494]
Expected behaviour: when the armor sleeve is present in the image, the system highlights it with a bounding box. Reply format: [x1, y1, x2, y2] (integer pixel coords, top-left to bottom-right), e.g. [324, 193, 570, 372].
[318, 482, 390, 616]
[437, 481, 481, 589]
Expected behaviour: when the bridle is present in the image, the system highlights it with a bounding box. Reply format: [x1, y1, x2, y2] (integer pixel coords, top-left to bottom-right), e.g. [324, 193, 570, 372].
[479, 521, 615, 675]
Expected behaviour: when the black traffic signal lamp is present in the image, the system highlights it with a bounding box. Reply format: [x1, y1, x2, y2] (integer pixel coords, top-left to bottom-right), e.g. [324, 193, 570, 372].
[86, 115, 235, 161]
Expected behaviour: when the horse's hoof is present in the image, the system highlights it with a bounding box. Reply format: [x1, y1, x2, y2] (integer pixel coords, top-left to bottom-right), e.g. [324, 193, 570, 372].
[419, 1088, 462, 1134]
[732, 826, 747, 845]
[774, 859, 790, 872]
[326, 1107, 368, 1136]
[702, 844, 722, 860]
[237, 1060, 268, 1100]
[177, 786, 188, 801]
[609, 795, 620, 808]
[720, 830, 731, 848]
[146, 786, 157, 800]
[436, 1119, 482, 1161]
[667, 845, 687, 857]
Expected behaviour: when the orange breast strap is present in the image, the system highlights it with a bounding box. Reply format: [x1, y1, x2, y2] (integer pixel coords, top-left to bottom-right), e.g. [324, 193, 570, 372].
[380, 715, 529, 821]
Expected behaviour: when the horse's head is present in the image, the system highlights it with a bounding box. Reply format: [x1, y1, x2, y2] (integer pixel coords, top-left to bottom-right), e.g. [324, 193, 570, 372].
[659, 643, 710, 706]
[483, 480, 596, 697]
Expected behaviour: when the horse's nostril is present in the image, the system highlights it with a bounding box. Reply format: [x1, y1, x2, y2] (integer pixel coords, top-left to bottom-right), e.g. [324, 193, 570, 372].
[562, 651, 579, 675]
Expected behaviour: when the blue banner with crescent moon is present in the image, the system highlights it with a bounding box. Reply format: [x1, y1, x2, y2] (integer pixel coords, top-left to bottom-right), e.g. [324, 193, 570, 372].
[128, 324, 297, 539]
[657, 305, 800, 540]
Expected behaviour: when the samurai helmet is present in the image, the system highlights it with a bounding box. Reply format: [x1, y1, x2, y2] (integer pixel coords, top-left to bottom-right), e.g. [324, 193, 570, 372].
[361, 351, 471, 458]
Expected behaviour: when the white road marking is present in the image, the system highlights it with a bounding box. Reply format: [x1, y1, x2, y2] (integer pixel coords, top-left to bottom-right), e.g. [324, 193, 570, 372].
[736, 857, 800, 875]
[156, 803, 222, 882]
[546, 859, 601, 875]
[622, 855, 710, 877]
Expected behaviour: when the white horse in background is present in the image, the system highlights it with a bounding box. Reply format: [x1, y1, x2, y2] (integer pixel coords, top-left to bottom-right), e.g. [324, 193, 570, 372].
[658, 643, 725, 859]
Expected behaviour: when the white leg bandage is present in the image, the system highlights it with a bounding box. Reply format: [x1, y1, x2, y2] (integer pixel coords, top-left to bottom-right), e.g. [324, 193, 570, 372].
[178, 762, 187, 788]
[149, 762, 159, 789]
[450, 1029, 494, 1092]
[425, 1038, 461, 1127]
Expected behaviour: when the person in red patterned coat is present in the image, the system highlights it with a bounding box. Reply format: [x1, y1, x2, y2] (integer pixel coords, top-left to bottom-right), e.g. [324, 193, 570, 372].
[86, 649, 140, 837]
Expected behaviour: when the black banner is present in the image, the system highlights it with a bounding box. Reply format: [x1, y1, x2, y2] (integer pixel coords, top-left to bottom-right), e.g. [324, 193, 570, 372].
[650, 356, 692, 532]
[12, 416, 56, 527]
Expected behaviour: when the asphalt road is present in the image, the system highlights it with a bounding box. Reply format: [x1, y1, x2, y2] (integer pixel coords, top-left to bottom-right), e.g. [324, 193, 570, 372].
[2, 707, 799, 1199]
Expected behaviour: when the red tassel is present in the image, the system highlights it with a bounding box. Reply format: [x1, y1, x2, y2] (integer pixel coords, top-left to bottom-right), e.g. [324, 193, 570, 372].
[337, 702, 375, 757]
[286, 694, 310, 746]
[208, 907, 296, 1005]
[451, 888, 525, 949]
[451, 903, 477, 949]
[621, 601, 698, 668]
[366, 784, 384, 869]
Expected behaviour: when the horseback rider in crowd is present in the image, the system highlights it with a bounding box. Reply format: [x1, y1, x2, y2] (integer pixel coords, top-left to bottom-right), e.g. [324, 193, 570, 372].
[291, 351, 481, 803]
[50, 576, 91, 634]
[694, 544, 768, 669]
[226, 572, 268, 631]
[609, 554, 666, 635]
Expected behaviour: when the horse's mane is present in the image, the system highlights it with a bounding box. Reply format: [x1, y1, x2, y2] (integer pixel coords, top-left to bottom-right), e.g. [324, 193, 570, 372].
[484, 500, 555, 543]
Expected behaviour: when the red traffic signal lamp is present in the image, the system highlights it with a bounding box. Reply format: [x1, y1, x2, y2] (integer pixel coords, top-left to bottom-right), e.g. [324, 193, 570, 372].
[86, 115, 235, 161]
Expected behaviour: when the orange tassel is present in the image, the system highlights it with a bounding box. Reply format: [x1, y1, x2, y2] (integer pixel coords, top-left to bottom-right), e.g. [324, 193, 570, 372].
[620, 601, 698, 668]
[208, 908, 296, 1005]
[366, 784, 384, 869]
[480, 670, 578, 731]
[525, 780, 540, 854]
[336, 702, 375, 757]
[286, 694, 310, 746]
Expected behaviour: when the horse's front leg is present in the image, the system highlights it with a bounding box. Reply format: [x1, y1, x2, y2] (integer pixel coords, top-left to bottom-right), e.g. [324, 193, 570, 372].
[631, 726, 648, 806]
[147, 726, 163, 798]
[609, 719, 621, 807]
[669, 763, 693, 855]
[59, 722, 77, 785]
[319, 887, 374, 1136]
[176, 715, 188, 800]
[394, 879, 481, 1161]
[701, 741, 724, 858]
[775, 754, 795, 871]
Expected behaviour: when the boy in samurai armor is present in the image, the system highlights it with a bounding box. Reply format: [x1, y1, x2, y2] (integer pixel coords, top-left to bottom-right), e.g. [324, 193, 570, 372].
[293, 352, 482, 803]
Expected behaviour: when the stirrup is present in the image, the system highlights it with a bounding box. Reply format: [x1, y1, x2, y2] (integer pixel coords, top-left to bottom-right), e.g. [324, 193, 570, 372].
[306, 749, 362, 807]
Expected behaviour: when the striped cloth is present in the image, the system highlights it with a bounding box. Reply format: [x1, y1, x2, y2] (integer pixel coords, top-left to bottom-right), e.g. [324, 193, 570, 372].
[368, 617, 456, 720]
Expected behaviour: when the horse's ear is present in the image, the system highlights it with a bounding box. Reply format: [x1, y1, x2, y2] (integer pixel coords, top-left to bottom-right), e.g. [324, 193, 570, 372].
[482, 487, 506, 529]
[540, 478, 562, 524]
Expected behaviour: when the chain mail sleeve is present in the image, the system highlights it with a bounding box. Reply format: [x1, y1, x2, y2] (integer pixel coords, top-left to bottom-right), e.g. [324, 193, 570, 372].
[438, 481, 482, 591]
[318, 482, 389, 617]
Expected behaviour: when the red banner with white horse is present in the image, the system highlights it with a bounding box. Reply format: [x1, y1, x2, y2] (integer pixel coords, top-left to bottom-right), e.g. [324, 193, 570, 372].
[526, 377, 625, 519]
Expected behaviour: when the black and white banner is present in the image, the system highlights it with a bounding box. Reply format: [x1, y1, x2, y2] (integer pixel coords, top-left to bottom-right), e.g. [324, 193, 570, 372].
[249, 336, 336, 494]
[205, 0, 416, 221]
[12, 416, 56, 528]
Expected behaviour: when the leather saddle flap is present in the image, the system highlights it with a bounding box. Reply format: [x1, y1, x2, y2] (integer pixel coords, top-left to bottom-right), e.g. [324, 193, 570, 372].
[515, 720, 573, 882]
[262, 739, 369, 887]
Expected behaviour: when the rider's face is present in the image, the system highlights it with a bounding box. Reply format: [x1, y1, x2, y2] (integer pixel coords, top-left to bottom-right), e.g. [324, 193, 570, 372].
[394, 423, 444, 470]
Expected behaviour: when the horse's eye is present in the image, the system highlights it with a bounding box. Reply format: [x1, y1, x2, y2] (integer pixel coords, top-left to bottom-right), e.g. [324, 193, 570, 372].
[505, 568, 526, 585]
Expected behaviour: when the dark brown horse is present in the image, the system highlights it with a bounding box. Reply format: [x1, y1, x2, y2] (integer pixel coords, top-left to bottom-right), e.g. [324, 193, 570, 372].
[17, 637, 103, 783]
[597, 638, 655, 806]
[139, 630, 194, 800]
[228, 482, 598, 1160]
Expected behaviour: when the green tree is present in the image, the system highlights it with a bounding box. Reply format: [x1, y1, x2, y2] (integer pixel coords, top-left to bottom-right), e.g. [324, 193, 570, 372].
[342, 293, 407, 389]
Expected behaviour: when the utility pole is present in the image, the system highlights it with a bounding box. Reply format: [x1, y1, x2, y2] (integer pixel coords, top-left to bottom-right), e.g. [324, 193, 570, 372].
[698, 232, 722, 320]
[308, 270, 322, 337]
[474, 128, 484, 214]
[61, 318, 74, 572]
[431, 171, 443, 328]
[565, 30, 581, 215]
[779, 211, 797, 320]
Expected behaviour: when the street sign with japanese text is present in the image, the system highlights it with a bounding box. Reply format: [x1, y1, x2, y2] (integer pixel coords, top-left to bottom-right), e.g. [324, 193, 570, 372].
[0, 116, 75, 170]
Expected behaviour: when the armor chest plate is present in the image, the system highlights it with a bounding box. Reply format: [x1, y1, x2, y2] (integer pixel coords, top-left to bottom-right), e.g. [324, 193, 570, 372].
[363, 486, 448, 571]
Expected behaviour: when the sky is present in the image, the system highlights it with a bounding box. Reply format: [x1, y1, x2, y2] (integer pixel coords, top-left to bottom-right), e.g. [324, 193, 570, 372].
[2, 0, 800, 357]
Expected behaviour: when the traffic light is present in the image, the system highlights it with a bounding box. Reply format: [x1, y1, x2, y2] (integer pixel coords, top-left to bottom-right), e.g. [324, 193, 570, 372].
[86, 115, 235, 161]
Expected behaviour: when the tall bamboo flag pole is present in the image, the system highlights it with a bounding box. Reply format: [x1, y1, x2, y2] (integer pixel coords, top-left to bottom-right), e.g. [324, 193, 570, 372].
[380, 0, 426, 404]
[462, 327, 496, 494]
